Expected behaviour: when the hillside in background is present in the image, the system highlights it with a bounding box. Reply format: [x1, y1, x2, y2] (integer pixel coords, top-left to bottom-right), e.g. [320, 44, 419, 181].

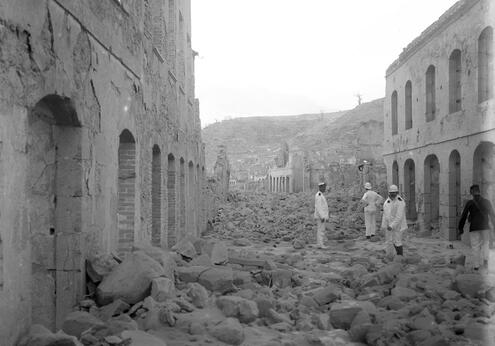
[202, 98, 384, 179]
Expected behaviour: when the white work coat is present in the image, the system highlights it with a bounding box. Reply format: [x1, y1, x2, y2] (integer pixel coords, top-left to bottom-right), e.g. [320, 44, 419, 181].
[381, 195, 408, 231]
[314, 191, 329, 220]
[361, 190, 383, 212]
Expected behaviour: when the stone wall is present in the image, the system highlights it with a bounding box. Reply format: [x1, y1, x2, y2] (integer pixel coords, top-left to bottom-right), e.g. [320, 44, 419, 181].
[0, 0, 205, 344]
[384, 0, 494, 239]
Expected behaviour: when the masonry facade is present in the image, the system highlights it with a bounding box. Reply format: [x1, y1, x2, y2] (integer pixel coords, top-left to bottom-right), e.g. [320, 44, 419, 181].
[384, 0, 494, 239]
[0, 0, 205, 344]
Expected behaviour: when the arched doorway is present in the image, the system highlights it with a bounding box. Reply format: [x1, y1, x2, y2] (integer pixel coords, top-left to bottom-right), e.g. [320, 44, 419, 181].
[118, 130, 136, 255]
[403, 159, 417, 220]
[179, 158, 186, 239]
[392, 161, 399, 187]
[473, 141, 495, 202]
[167, 154, 176, 247]
[424, 155, 440, 231]
[448, 150, 461, 240]
[188, 161, 195, 235]
[151, 145, 161, 247]
[28, 94, 83, 329]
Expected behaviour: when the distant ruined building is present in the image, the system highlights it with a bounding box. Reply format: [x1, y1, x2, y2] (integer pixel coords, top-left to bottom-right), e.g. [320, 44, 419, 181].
[384, 0, 494, 239]
[0, 0, 205, 343]
[213, 145, 231, 198]
[268, 143, 308, 193]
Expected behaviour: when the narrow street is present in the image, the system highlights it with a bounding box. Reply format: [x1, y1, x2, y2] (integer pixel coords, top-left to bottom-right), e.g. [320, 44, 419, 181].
[27, 191, 492, 346]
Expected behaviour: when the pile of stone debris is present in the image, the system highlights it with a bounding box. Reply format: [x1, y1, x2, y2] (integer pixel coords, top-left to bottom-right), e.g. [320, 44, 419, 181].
[17, 232, 495, 346]
[209, 191, 369, 245]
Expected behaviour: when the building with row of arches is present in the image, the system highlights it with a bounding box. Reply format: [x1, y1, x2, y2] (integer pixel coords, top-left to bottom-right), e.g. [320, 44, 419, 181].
[384, 0, 494, 239]
[0, 0, 204, 344]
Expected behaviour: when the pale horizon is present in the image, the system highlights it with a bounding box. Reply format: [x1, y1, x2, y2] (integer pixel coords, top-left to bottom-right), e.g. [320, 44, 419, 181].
[191, 0, 459, 127]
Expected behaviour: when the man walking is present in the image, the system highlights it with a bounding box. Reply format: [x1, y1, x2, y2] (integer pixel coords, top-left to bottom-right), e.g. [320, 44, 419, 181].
[314, 182, 329, 249]
[458, 184, 495, 271]
[381, 184, 407, 256]
[361, 182, 383, 239]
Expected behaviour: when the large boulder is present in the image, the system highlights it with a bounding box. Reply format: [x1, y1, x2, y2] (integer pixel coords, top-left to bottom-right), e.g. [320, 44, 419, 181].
[310, 284, 340, 305]
[62, 311, 106, 338]
[329, 301, 363, 330]
[86, 254, 119, 284]
[18, 325, 82, 346]
[132, 245, 176, 280]
[177, 266, 209, 283]
[455, 274, 487, 298]
[198, 267, 234, 293]
[210, 318, 245, 345]
[187, 282, 209, 308]
[216, 296, 259, 323]
[96, 251, 165, 305]
[121, 330, 167, 346]
[151, 277, 176, 302]
[208, 242, 229, 264]
[98, 299, 130, 321]
[175, 240, 197, 259]
[376, 263, 402, 284]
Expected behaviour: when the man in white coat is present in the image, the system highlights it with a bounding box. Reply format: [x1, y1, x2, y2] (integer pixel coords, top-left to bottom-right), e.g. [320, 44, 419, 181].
[381, 184, 408, 256]
[314, 182, 329, 249]
[361, 182, 384, 240]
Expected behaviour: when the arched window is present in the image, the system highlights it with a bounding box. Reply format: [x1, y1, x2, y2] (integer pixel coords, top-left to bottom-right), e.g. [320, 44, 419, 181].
[478, 27, 493, 103]
[151, 145, 161, 247]
[391, 91, 398, 135]
[449, 49, 462, 113]
[405, 80, 412, 130]
[167, 154, 176, 247]
[426, 65, 436, 121]
[392, 161, 399, 187]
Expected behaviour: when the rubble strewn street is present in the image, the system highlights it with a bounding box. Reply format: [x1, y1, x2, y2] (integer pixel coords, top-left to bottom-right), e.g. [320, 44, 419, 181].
[19, 191, 495, 346]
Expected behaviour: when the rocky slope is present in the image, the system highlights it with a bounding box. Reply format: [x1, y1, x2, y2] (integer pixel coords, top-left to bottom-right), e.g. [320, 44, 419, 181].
[202, 98, 384, 179]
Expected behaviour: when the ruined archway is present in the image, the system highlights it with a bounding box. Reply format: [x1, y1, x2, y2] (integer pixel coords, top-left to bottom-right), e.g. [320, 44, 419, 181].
[392, 161, 399, 187]
[448, 150, 461, 240]
[28, 94, 83, 330]
[424, 154, 440, 231]
[473, 141, 495, 203]
[179, 158, 186, 238]
[151, 145, 161, 247]
[196, 164, 200, 236]
[188, 161, 195, 235]
[167, 154, 176, 247]
[118, 129, 136, 255]
[403, 159, 417, 221]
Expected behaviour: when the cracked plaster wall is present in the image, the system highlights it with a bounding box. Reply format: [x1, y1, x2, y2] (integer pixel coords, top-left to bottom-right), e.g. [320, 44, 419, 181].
[0, 0, 204, 343]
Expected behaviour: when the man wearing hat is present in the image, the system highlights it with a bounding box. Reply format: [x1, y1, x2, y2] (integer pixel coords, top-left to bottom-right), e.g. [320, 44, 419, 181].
[361, 182, 384, 240]
[314, 182, 329, 249]
[381, 184, 407, 256]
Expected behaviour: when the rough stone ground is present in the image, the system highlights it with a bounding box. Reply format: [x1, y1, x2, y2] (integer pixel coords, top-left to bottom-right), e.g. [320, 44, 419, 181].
[19, 191, 495, 346]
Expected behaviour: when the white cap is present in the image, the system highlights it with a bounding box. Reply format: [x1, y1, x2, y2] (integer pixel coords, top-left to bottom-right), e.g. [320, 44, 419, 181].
[364, 182, 372, 190]
[388, 184, 399, 192]
[318, 182, 326, 186]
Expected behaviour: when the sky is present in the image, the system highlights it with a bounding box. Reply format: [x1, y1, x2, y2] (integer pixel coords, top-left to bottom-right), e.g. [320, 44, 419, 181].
[191, 0, 459, 127]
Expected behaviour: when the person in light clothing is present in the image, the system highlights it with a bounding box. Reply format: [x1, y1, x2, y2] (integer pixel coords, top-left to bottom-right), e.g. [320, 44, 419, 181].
[458, 184, 495, 271]
[381, 184, 407, 256]
[361, 182, 384, 239]
[314, 182, 329, 249]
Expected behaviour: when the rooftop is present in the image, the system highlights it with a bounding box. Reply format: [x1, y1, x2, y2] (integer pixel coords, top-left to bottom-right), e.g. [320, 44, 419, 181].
[386, 0, 480, 76]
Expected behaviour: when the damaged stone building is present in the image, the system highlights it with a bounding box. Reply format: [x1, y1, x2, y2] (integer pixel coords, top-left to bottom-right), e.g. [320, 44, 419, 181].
[0, 0, 205, 344]
[384, 0, 494, 239]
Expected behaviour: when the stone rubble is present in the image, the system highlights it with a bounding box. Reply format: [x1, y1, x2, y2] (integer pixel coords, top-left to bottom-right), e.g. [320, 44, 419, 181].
[19, 191, 495, 346]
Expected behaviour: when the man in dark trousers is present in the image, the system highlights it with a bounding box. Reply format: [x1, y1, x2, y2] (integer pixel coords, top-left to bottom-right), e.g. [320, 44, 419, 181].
[458, 184, 495, 271]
